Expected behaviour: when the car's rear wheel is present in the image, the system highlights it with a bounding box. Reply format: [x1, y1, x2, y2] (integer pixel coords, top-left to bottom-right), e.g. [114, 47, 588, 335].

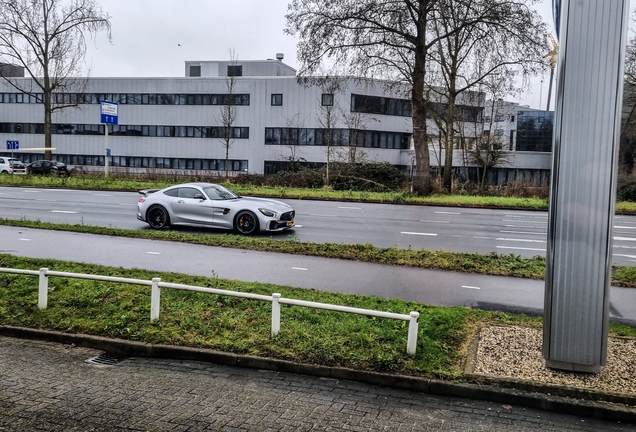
[147, 205, 170, 229]
[0, 170, 8, 175]
[235, 210, 259, 235]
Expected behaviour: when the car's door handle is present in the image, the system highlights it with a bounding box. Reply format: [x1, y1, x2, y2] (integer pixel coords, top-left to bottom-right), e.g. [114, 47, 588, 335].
[177, 200, 185, 204]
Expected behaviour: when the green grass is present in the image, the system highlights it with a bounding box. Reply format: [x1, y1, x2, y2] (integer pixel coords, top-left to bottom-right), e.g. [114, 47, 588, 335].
[0, 173, 551, 209]
[2, 218, 636, 287]
[1, 255, 634, 379]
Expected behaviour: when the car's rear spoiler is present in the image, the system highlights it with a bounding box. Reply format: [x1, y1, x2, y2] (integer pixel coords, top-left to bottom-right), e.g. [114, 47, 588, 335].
[138, 189, 160, 196]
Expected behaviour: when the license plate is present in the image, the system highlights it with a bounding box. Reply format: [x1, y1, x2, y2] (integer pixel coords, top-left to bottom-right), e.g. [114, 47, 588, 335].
[287, 220, 294, 227]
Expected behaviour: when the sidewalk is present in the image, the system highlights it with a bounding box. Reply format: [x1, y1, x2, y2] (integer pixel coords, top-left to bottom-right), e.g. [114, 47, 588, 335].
[0, 335, 630, 431]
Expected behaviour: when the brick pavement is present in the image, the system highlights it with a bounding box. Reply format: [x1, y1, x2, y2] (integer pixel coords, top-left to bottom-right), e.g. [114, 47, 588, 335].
[0, 336, 631, 431]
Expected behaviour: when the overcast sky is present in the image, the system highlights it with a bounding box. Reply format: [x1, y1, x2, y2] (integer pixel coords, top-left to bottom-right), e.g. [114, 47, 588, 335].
[84, 0, 559, 109]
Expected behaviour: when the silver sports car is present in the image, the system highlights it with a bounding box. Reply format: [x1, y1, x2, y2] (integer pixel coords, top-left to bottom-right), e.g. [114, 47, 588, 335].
[137, 182, 295, 235]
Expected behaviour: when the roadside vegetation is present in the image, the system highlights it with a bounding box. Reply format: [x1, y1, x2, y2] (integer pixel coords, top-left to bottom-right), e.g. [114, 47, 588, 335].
[2, 218, 636, 287]
[1, 254, 634, 379]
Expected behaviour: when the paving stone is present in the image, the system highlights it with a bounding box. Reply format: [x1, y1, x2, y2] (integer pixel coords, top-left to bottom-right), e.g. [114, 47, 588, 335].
[0, 336, 633, 431]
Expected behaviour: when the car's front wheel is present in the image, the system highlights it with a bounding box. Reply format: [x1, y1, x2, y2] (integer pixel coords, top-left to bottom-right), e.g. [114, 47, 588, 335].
[147, 205, 170, 229]
[235, 210, 259, 235]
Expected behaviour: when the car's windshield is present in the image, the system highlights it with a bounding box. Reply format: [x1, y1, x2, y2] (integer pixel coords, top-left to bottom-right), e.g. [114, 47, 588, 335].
[203, 185, 238, 200]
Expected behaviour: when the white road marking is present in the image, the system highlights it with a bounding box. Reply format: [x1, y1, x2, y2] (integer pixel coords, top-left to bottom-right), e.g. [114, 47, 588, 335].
[401, 231, 437, 236]
[435, 211, 461, 214]
[473, 236, 491, 239]
[419, 220, 450, 223]
[614, 245, 636, 249]
[50, 210, 78, 214]
[93, 193, 113, 197]
[497, 246, 546, 252]
[292, 267, 308, 271]
[500, 230, 546, 235]
[496, 238, 546, 243]
[614, 236, 636, 242]
[310, 214, 337, 217]
[19, 238, 30, 241]
[615, 226, 636, 229]
[23, 190, 41, 193]
[294, 225, 303, 228]
[337, 206, 361, 209]
[462, 285, 481, 290]
[614, 254, 636, 259]
[147, 252, 161, 255]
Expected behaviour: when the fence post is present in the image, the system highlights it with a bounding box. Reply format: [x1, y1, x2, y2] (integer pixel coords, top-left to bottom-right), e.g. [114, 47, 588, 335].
[407, 311, 420, 355]
[271, 293, 281, 337]
[150, 278, 161, 321]
[38, 267, 48, 309]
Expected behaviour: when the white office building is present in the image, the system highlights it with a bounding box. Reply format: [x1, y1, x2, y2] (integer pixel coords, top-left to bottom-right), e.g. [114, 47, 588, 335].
[0, 56, 426, 176]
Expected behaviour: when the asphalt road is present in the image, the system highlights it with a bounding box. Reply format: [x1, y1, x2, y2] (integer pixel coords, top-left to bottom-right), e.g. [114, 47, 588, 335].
[2, 225, 636, 324]
[2, 186, 636, 265]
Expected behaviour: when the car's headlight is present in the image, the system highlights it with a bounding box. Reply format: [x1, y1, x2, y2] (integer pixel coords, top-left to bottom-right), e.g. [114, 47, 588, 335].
[259, 208, 277, 217]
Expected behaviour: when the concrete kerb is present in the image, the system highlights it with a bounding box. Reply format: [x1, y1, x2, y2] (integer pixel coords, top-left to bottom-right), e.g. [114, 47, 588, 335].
[1, 325, 635, 424]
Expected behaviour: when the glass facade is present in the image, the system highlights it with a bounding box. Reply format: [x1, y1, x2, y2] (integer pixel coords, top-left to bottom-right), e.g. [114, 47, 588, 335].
[0, 92, 250, 106]
[264, 127, 411, 149]
[516, 111, 554, 152]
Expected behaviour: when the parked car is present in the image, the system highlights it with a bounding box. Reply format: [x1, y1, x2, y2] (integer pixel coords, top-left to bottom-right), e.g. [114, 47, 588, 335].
[7, 158, 27, 175]
[26, 160, 70, 176]
[1, 157, 14, 174]
[137, 182, 295, 235]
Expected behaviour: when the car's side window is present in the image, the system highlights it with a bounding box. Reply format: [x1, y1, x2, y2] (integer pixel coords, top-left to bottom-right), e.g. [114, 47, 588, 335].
[163, 188, 179, 197]
[203, 188, 222, 200]
[0, 158, 4, 163]
[178, 187, 200, 199]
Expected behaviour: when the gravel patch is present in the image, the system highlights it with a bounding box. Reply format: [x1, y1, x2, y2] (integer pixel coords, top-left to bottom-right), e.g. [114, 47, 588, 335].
[473, 325, 636, 395]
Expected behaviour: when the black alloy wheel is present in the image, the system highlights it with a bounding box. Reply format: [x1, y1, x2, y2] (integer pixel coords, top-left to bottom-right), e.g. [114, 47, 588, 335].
[235, 210, 259, 235]
[147, 205, 170, 229]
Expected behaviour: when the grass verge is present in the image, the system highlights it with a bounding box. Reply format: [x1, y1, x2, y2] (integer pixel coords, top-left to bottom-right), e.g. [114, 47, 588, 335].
[4, 254, 635, 380]
[2, 218, 636, 287]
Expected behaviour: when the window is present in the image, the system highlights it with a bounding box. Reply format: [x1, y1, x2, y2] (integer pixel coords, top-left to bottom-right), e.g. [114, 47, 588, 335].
[351, 94, 412, 117]
[189, 65, 201, 77]
[227, 65, 243, 77]
[271, 94, 283, 106]
[494, 115, 505, 122]
[494, 129, 504, 136]
[321, 93, 334, 106]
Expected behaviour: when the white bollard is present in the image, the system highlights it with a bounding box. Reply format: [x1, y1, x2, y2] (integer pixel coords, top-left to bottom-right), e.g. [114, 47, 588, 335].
[38, 267, 48, 309]
[150, 278, 161, 321]
[271, 293, 281, 337]
[406, 311, 420, 355]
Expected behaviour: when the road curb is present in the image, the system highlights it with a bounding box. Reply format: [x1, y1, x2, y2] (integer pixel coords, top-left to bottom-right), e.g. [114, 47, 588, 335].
[1, 325, 635, 424]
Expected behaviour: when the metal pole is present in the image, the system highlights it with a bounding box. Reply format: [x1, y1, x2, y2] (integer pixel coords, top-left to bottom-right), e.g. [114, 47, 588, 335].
[104, 125, 109, 177]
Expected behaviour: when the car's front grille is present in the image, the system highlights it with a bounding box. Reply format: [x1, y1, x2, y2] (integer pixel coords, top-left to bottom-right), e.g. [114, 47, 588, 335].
[280, 211, 295, 221]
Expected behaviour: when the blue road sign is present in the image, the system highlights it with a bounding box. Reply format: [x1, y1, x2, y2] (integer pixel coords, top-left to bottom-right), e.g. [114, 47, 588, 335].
[6, 140, 19, 150]
[100, 100, 118, 125]
[106, 148, 111, 157]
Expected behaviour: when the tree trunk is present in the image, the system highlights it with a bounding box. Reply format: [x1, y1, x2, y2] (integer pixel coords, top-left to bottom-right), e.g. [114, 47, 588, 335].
[44, 91, 52, 161]
[411, 49, 432, 195]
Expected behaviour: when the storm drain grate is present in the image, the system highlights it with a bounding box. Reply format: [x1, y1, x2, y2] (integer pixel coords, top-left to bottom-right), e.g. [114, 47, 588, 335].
[85, 353, 126, 367]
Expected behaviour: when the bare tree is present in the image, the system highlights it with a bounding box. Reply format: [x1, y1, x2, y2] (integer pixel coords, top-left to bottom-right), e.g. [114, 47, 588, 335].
[274, 111, 308, 172]
[428, 0, 547, 193]
[316, 79, 342, 187]
[217, 49, 239, 180]
[336, 107, 368, 164]
[467, 132, 513, 190]
[0, 0, 111, 160]
[286, 0, 546, 195]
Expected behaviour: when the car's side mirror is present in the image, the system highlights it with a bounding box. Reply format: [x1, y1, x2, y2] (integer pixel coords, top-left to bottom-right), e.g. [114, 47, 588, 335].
[193, 193, 206, 200]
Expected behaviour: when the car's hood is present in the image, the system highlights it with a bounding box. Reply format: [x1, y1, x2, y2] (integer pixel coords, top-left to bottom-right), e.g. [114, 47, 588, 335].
[234, 196, 292, 211]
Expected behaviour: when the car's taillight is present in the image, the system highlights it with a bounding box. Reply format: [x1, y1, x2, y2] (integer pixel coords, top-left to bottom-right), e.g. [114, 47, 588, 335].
[8, 164, 12, 169]
[138, 197, 145, 203]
